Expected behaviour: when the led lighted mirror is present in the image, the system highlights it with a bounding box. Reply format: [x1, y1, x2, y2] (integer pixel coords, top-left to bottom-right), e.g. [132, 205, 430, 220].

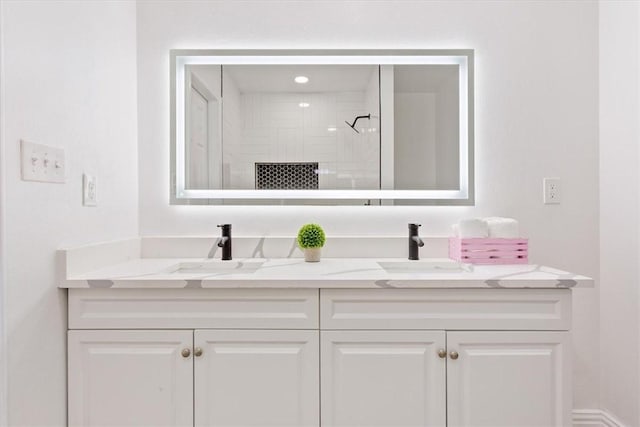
[171, 49, 474, 205]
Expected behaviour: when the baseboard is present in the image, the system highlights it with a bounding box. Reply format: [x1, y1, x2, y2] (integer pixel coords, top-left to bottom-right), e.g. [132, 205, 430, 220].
[573, 409, 626, 427]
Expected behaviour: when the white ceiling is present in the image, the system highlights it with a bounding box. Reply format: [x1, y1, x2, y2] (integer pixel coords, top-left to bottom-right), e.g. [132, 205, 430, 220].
[223, 64, 378, 93]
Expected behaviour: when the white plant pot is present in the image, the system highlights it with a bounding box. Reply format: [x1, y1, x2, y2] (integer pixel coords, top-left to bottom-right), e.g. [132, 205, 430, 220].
[303, 247, 322, 262]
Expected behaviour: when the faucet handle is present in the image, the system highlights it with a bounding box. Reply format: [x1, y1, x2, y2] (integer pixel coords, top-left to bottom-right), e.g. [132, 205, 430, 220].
[217, 224, 232, 229]
[408, 223, 422, 228]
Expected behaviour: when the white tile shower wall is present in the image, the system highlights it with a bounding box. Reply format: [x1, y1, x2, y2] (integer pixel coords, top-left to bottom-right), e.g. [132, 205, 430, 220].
[223, 90, 379, 190]
[136, 0, 599, 409]
[0, 1, 139, 425]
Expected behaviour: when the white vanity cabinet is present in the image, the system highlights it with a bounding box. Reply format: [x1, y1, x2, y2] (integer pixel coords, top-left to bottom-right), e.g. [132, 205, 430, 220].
[319, 289, 572, 427]
[194, 329, 319, 427]
[67, 287, 572, 427]
[320, 330, 569, 427]
[67, 289, 320, 427]
[321, 330, 447, 427]
[446, 331, 570, 427]
[68, 330, 194, 427]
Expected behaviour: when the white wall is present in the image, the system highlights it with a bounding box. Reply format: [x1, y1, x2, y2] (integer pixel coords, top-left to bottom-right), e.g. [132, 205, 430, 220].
[0, 1, 139, 425]
[435, 71, 460, 190]
[394, 92, 437, 189]
[0, 2, 6, 424]
[599, 1, 640, 425]
[137, 0, 600, 409]
[393, 65, 460, 190]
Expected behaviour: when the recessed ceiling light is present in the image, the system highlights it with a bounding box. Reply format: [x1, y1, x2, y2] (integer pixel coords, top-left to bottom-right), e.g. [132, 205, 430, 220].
[327, 126, 337, 132]
[299, 102, 310, 108]
[294, 76, 309, 84]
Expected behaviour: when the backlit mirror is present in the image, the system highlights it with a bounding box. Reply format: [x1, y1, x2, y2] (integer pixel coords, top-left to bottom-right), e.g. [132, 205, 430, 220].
[171, 50, 474, 205]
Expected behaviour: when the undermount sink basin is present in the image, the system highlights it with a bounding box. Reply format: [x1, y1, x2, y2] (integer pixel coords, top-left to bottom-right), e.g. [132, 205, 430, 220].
[377, 258, 470, 273]
[173, 259, 265, 274]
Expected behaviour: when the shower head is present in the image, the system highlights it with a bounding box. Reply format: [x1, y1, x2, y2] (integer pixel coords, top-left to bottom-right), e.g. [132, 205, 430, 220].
[345, 114, 371, 134]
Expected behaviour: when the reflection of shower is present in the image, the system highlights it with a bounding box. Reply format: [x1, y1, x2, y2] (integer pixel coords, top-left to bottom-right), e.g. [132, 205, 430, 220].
[345, 114, 371, 133]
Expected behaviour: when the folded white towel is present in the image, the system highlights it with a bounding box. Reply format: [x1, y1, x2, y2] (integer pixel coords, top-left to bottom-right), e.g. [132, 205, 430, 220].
[485, 217, 519, 238]
[457, 218, 489, 238]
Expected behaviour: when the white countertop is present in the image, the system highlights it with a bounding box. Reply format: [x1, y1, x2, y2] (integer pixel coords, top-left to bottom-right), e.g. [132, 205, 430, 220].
[60, 256, 593, 289]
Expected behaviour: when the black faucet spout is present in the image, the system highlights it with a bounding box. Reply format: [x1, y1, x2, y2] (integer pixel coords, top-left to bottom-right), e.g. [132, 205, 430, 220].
[217, 236, 229, 247]
[217, 224, 232, 261]
[408, 223, 423, 260]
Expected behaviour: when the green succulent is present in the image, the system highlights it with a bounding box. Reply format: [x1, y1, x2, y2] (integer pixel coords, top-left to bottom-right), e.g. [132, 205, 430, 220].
[297, 224, 326, 249]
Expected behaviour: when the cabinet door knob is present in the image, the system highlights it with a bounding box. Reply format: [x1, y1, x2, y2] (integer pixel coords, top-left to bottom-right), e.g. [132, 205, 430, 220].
[437, 349, 447, 359]
[194, 347, 203, 357]
[181, 348, 191, 358]
[449, 351, 459, 360]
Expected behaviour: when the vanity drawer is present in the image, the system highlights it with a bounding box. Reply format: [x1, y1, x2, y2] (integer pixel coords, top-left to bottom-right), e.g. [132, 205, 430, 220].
[320, 288, 571, 330]
[69, 288, 319, 329]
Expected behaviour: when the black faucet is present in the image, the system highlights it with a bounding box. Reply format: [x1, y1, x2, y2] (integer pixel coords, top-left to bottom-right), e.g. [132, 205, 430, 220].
[408, 223, 424, 260]
[217, 224, 232, 261]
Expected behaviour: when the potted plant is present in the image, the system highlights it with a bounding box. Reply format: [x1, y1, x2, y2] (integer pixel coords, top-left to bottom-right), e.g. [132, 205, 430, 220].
[297, 224, 326, 262]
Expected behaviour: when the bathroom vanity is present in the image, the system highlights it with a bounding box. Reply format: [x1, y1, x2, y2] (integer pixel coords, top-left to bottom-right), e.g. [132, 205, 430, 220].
[60, 237, 592, 427]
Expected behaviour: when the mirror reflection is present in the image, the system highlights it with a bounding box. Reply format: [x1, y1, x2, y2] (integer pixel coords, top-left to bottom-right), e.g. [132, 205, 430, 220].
[392, 65, 459, 190]
[186, 65, 381, 192]
[184, 63, 461, 193]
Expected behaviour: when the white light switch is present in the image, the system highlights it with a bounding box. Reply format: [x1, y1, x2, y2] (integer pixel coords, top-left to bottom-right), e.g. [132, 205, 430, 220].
[543, 177, 561, 204]
[83, 174, 97, 206]
[20, 140, 65, 183]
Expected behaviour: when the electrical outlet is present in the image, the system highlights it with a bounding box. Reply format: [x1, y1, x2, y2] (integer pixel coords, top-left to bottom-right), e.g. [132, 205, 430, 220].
[543, 178, 561, 204]
[20, 140, 65, 183]
[83, 174, 97, 206]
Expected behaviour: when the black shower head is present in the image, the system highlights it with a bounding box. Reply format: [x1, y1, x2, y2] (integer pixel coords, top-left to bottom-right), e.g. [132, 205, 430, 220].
[345, 114, 371, 134]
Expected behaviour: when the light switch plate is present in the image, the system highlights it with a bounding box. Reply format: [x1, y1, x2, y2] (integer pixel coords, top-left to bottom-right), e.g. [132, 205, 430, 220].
[83, 174, 97, 206]
[20, 140, 65, 183]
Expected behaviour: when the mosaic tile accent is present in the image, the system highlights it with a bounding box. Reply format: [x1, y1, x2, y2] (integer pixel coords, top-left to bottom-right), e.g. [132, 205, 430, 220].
[255, 162, 319, 190]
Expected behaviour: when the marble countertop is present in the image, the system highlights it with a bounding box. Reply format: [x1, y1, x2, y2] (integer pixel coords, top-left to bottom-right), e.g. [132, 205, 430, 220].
[60, 256, 594, 289]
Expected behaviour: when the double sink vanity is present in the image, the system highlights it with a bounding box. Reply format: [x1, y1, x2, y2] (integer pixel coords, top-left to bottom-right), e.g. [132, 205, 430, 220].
[60, 235, 592, 427]
[59, 49, 593, 426]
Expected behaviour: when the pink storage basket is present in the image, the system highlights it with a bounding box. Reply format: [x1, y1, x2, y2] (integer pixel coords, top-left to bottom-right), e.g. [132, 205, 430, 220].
[449, 237, 528, 265]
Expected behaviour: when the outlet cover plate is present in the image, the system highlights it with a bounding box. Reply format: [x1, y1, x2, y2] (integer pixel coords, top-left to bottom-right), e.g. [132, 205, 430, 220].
[83, 174, 97, 206]
[543, 177, 561, 204]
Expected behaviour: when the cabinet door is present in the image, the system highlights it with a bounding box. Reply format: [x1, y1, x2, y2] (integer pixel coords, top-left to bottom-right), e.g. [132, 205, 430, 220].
[321, 330, 446, 427]
[447, 331, 571, 427]
[68, 330, 193, 427]
[194, 329, 319, 427]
